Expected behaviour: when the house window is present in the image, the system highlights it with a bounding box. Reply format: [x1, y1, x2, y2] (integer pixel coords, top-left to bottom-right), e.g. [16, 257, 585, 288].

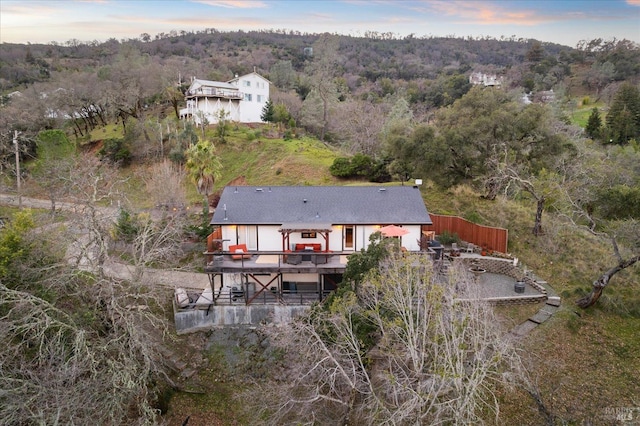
[344, 226, 354, 249]
[301, 232, 316, 238]
[257, 95, 263, 102]
[244, 94, 252, 101]
[244, 81, 251, 87]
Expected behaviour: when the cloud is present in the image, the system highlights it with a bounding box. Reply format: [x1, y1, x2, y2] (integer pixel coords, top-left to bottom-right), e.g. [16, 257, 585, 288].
[627, 0, 640, 6]
[417, 0, 557, 25]
[168, 16, 267, 28]
[1, 3, 58, 16]
[191, 0, 268, 8]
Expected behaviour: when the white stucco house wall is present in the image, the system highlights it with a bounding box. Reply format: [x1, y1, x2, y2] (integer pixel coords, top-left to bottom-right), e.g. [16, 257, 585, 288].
[180, 71, 270, 124]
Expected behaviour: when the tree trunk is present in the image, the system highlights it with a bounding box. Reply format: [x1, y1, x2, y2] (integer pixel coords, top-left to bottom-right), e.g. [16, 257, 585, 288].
[171, 99, 179, 119]
[532, 196, 545, 236]
[483, 178, 499, 200]
[321, 97, 328, 141]
[576, 254, 640, 308]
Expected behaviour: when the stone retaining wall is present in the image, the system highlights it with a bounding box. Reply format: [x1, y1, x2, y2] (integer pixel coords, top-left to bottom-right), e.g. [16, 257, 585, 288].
[479, 294, 547, 306]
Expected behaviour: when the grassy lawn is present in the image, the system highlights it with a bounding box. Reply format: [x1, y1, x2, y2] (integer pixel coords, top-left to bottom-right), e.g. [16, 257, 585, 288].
[87, 123, 124, 142]
[567, 99, 606, 128]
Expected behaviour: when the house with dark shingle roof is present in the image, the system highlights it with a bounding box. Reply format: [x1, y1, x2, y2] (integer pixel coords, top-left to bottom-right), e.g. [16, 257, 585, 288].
[211, 185, 431, 250]
[199, 185, 432, 309]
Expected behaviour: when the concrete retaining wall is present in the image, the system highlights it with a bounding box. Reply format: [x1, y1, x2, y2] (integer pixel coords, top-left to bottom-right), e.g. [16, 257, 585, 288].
[174, 303, 311, 334]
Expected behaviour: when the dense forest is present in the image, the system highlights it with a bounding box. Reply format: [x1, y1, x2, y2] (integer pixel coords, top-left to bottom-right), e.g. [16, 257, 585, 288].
[1, 30, 639, 424]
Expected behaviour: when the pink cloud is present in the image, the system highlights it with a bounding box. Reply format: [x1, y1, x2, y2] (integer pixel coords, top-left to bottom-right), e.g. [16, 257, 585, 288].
[421, 0, 559, 25]
[627, 0, 640, 5]
[192, 0, 268, 8]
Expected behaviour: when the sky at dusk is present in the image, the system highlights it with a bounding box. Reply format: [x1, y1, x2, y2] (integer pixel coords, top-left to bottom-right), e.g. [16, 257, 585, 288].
[1, 0, 639, 47]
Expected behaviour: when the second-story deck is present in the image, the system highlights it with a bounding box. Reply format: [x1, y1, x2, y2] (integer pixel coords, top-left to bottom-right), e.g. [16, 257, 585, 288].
[186, 87, 243, 100]
[204, 250, 349, 274]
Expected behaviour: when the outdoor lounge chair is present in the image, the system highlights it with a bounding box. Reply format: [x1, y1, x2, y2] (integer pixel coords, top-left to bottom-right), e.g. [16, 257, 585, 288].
[229, 244, 251, 260]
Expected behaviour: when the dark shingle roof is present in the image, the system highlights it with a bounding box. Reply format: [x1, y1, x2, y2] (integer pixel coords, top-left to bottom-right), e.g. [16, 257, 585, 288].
[211, 186, 431, 225]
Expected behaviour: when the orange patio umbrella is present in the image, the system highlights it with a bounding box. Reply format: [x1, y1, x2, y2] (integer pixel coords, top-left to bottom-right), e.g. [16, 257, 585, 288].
[379, 224, 410, 237]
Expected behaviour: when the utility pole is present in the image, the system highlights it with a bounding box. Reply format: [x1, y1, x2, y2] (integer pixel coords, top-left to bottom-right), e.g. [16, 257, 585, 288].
[159, 122, 163, 157]
[13, 130, 21, 209]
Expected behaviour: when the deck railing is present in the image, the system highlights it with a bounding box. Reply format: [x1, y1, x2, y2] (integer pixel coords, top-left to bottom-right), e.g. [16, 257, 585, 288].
[187, 88, 243, 99]
[175, 284, 331, 309]
[203, 249, 344, 270]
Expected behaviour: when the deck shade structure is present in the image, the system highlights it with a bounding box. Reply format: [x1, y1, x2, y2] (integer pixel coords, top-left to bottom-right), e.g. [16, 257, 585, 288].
[279, 223, 333, 252]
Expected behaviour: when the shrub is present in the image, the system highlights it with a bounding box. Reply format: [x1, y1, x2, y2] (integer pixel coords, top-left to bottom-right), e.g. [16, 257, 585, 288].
[437, 230, 459, 245]
[98, 138, 132, 166]
[329, 157, 353, 178]
[184, 214, 212, 241]
[113, 209, 140, 243]
[329, 154, 391, 182]
[168, 146, 185, 164]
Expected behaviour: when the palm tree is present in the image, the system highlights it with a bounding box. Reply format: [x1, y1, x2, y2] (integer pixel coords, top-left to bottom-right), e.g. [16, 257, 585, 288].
[185, 139, 222, 216]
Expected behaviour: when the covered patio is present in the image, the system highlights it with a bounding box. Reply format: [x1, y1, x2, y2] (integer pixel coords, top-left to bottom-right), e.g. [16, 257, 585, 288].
[279, 223, 333, 252]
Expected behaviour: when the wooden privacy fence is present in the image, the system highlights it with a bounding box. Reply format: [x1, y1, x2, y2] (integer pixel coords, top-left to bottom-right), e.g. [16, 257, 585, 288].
[423, 214, 508, 253]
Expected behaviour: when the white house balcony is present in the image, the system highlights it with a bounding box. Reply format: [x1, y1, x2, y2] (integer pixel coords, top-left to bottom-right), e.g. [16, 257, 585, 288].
[186, 88, 243, 100]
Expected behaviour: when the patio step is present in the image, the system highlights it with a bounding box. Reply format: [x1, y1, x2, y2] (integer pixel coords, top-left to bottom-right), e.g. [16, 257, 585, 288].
[546, 296, 561, 307]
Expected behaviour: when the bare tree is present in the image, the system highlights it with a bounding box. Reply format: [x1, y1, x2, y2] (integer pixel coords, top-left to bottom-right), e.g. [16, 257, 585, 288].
[0, 209, 171, 425]
[248, 252, 521, 424]
[302, 35, 342, 141]
[124, 212, 187, 281]
[555, 139, 640, 308]
[576, 236, 640, 308]
[333, 99, 386, 155]
[144, 159, 188, 209]
[483, 152, 562, 236]
[62, 153, 126, 274]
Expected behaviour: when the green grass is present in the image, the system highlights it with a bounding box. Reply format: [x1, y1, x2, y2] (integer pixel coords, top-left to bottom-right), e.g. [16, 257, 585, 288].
[567, 100, 606, 128]
[213, 133, 342, 189]
[88, 123, 124, 142]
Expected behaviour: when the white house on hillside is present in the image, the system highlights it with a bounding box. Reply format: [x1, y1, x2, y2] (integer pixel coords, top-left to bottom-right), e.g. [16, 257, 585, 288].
[180, 71, 270, 124]
[469, 72, 503, 87]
